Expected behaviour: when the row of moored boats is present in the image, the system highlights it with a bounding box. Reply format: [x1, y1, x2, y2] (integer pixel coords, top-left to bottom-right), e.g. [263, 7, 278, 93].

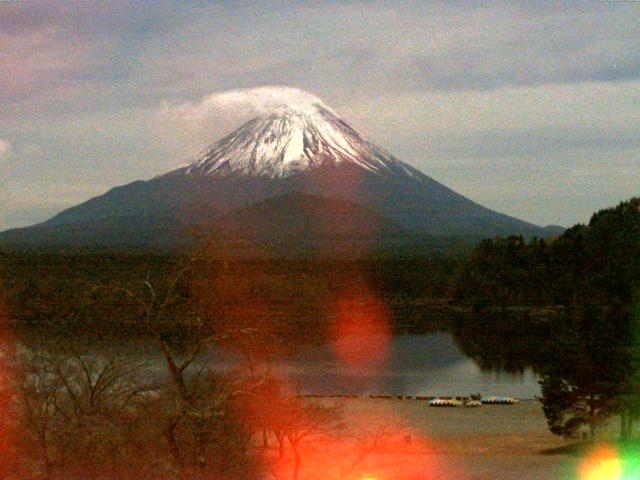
[428, 396, 519, 407]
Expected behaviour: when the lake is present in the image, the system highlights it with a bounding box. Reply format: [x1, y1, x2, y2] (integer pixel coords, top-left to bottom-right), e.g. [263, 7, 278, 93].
[188, 332, 541, 399]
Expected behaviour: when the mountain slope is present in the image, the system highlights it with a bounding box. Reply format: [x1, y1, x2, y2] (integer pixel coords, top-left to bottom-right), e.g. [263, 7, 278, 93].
[0, 102, 562, 250]
[209, 192, 408, 256]
[215, 191, 403, 240]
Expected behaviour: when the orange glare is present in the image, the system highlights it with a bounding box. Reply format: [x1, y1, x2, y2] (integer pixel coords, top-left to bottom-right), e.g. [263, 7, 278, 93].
[331, 283, 391, 372]
[579, 445, 623, 480]
[0, 296, 18, 476]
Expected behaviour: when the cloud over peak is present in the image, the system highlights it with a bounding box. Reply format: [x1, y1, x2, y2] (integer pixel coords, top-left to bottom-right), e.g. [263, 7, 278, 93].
[155, 86, 328, 156]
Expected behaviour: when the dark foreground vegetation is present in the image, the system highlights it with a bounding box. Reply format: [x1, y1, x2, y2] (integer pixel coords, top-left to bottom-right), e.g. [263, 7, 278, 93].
[0, 244, 466, 479]
[0, 329, 348, 479]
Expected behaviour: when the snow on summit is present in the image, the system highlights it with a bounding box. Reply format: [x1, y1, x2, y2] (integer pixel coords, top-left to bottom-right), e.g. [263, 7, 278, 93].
[163, 101, 419, 179]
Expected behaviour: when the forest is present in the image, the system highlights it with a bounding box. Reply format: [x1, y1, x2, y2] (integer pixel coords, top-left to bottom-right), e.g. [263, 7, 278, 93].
[453, 197, 640, 440]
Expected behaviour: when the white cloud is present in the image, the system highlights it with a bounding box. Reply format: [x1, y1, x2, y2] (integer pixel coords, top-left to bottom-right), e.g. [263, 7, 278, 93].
[154, 86, 328, 157]
[0, 139, 13, 160]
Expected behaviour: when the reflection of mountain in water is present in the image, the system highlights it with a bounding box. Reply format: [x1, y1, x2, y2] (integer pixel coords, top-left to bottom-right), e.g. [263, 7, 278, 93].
[449, 309, 550, 374]
[260, 333, 540, 398]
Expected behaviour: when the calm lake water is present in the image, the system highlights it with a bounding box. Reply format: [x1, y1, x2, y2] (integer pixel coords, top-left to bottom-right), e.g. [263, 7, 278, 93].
[160, 332, 540, 399]
[273, 333, 539, 398]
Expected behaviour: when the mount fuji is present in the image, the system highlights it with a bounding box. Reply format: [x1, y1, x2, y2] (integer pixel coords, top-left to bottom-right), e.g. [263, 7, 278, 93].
[0, 102, 562, 253]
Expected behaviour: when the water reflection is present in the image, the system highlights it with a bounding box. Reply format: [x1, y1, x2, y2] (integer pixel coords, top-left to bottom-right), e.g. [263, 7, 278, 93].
[199, 333, 541, 398]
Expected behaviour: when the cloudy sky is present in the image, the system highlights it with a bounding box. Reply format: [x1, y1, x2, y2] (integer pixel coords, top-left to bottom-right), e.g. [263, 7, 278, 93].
[2, 0, 639, 230]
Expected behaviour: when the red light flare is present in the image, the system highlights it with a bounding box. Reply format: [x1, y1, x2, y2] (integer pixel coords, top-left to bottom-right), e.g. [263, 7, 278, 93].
[191, 257, 331, 367]
[259, 398, 452, 480]
[0, 294, 18, 476]
[330, 280, 391, 378]
[201, 162, 457, 478]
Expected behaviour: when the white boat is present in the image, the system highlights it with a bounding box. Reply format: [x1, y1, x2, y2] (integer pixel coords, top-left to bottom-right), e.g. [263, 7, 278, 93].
[428, 398, 462, 407]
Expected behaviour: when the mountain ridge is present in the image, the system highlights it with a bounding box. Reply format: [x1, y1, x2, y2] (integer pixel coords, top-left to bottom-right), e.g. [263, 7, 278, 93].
[0, 102, 564, 252]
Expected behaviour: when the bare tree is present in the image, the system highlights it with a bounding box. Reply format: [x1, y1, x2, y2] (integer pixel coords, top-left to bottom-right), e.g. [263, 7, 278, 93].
[15, 348, 151, 479]
[114, 246, 261, 479]
[259, 395, 341, 480]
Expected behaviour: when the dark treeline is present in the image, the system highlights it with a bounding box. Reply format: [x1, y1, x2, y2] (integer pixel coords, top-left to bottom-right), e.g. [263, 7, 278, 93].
[453, 208, 640, 307]
[452, 198, 640, 440]
[0, 248, 467, 347]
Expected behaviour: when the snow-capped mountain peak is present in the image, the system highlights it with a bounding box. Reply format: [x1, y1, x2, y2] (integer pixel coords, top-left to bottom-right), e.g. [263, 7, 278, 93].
[163, 103, 419, 179]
